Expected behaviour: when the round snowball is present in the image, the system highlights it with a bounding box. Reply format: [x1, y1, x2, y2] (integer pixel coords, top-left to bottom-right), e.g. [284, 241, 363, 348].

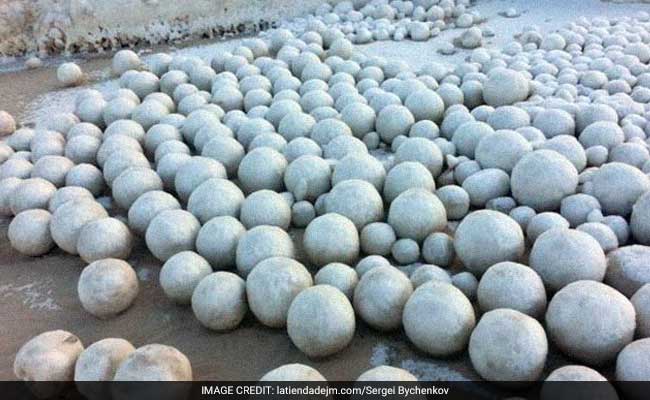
[469, 309, 548, 382]
[14, 330, 84, 393]
[74, 338, 135, 385]
[546, 280, 635, 366]
[260, 364, 326, 381]
[246, 256, 312, 328]
[8, 209, 54, 256]
[511, 150, 578, 212]
[477, 262, 547, 318]
[127, 190, 181, 236]
[314, 263, 358, 299]
[353, 266, 414, 331]
[145, 209, 200, 261]
[325, 179, 383, 230]
[77, 217, 133, 263]
[387, 188, 447, 242]
[78, 259, 139, 319]
[240, 190, 291, 230]
[403, 281, 475, 356]
[196, 216, 245, 270]
[453, 210, 525, 275]
[304, 213, 360, 267]
[287, 285, 355, 357]
[159, 251, 212, 305]
[51, 199, 108, 254]
[192, 271, 247, 331]
[236, 226, 295, 277]
[530, 228, 606, 291]
[113, 344, 192, 381]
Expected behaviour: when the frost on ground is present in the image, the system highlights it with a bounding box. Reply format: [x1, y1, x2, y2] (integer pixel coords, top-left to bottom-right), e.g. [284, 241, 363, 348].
[0, 281, 62, 311]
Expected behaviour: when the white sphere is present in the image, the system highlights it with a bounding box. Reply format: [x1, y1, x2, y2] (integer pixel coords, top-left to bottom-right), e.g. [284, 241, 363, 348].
[287, 285, 355, 357]
[387, 188, 447, 242]
[546, 280, 636, 365]
[77, 217, 133, 263]
[74, 338, 135, 387]
[469, 309, 548, 382]
[8, 209, 54, 256]
[145, 209, 200, 261]
[196, 216, 245, 270]
[50, 199, 108, 254]
[127, 190, 181, 236]
[403, 281, 476, 356]
[236, 226, 295, 277]
[353, 266, 414, 331]
[160, 251, 212, 305]
[192, 272, 247, 331]
[78, 259, 139, 318]
[113, 344, 192, 381]
[57, 62, 84, 86]
[454, 210, 525, 275]
[304, 213, 360, 267]
[246, 256, 312, 328]
[14, 330, 84, 395]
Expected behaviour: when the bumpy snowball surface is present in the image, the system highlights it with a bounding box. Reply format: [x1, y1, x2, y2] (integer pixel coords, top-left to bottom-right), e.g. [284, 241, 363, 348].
[591, 162, 650, 216]
[246, 257, 312, 328]
[74, 338, 135, 385]
[530, 229, 606, 291]
[353, 266, 414, 331]
[145, 209, 200, 261]
[287, 285, 355, 357]
[8, 209, 54, 256]
[546, 280, 636, 366]
[454, 210, 525, 275]
[160, 251, 212, 304]
[57, 62, 84, 87]
[304, 213, 360, 267]
[236, 225, 295, 277]
[387, 188, 447, 242]
[14, 330, 84, 392]
[50, 199, 109, 254]
[314, 263, 358, 299]
[483, 68, 530, 107]
[605, 245, 650, 297]
[469, 309, 548, 382]
[78, 259, 139, 318]
[192, 272, 247, 331]
[113, 344, 192, 381]
[477, 262, 547, 318]
[511, 150, 578, 212]
[77, 217, 133, 263]
[403, 281, 475, 356]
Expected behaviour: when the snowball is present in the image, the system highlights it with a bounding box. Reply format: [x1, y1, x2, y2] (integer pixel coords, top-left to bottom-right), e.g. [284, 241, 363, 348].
[546, 280, 635, 366]
[436, 185, 470, 220]
[175, 156, 227, 202]
[477, 262, 547, 318]
[236, 226, 295, 277]
[376, 105, 415, 144]
[469, 309, 548, 382]
[78, 259, 139, 319]
[526, 212, 570, 244]
[238, 147, 287, 193]
[10, 178, 56, 215]
[287, 285, 355, 357]
[353, 266, 413, 331]
[454, 210, 525, 275]
[145, 209, 200, 261]
[111, 167, 163, 210]
[192, 272, 247, 331]
[591, 162, 650, 216]
[383, 162, 435, 204]
[511, 150, 578, 212]
[74, 338, 135, 389]
[57, 62, 84, 87]
[483, 68, 530, 107]
[314, 263, 358, 299]
[332, 153, 386, 191]
[394, 137, 444, 177]
[360, 222, 396, 256]
[325, 179, 383, 230]
[8, 209, 54, 256]
[403, 281, 475, 356]
[127, 190, 181, 236]
[246, 256, 312, 328]
[475, 130, 532, 173]
[14, 330, 83, 395]
[606, 245, 650, 298]
[260, 364, 326, 381]
[51, 199, 108, 254]
[113, 344, 191, 381]
[304, 213, 360, 267]
[158, 251, 212, 305]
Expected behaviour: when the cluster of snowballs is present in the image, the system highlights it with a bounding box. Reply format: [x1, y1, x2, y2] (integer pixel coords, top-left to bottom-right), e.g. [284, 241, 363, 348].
[3, 0, 650, 391]
[263, 0, 483, 47]
[13, 328, 420, 397]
